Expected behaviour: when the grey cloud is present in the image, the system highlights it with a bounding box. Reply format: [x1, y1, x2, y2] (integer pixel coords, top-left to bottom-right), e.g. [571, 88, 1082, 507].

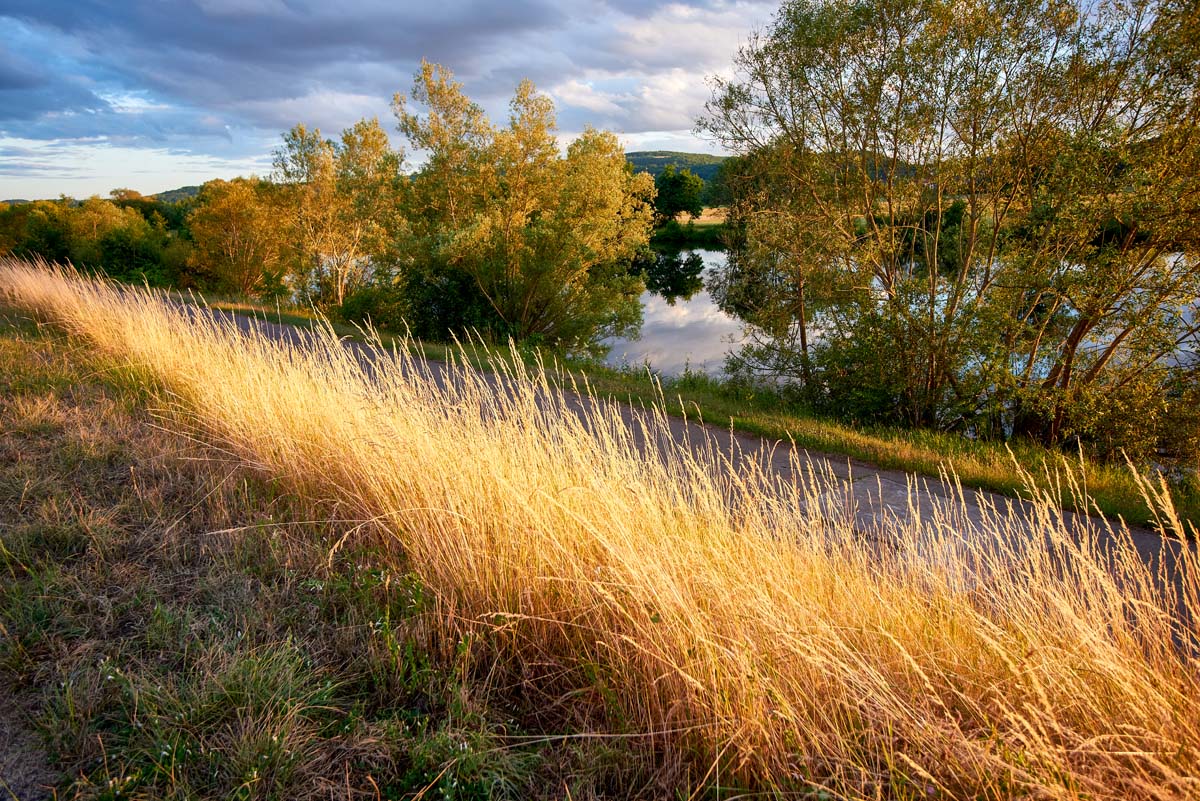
[0, 0, 764, 197]
[0, 82, 110, 122]
[0, 0, 765, 136]
[0, 49, 43, 91]
[0, 1, 589, 143]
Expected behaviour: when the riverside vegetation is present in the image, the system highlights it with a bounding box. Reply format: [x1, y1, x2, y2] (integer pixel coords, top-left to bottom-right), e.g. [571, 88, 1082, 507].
[2, 258, 1199, 799]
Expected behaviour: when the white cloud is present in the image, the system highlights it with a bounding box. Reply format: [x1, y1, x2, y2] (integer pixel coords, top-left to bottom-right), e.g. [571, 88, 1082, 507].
[617, 128, 722, 154]
[0, 136, 272, 198]
[229, 90, 389, 134]
[549, 79, 629, 116]
[613, 1, 774, 71]
[630, 68, 714, 130]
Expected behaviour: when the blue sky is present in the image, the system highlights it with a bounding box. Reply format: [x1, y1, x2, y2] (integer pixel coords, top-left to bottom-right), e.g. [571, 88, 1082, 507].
[0, 0, 775, 199]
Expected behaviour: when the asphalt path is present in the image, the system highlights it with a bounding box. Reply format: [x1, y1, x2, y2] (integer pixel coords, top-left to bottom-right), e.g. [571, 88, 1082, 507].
[199, 307, 1193, 587]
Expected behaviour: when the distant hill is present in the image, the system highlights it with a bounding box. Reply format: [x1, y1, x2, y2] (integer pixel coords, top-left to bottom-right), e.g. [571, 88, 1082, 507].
[152, 185, 203, 203]
[626, 151, 726, 182]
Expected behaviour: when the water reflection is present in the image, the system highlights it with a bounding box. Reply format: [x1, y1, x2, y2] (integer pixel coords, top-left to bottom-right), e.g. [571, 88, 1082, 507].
[644, 250, 705, 305]
[604, 249, 744, 376]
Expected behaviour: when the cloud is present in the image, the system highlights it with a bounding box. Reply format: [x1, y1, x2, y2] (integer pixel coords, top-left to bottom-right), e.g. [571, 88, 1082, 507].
[0, 137, 272, 196]
[0, 0, 773, 197]
[550, 80, 630, 117]
[228, 90, 385, 134]
[605, 257, 746, 377]
[612, 1, 773, 70]
[192, 0, 293, 18]
[0, 47, 44, 91]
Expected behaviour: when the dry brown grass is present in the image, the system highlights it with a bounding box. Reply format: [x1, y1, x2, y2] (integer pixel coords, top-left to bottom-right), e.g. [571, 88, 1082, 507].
[3, 258, 1199, 799]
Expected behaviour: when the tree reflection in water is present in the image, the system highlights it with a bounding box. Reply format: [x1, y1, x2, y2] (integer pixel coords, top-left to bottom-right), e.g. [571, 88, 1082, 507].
[640, 249, 705, 305]
[605, 249, 743, 376]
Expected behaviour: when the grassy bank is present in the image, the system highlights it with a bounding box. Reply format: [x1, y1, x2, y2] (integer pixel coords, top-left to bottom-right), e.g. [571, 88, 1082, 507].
[0, 310, 652, 799]
[3, 258, 1198, 799]
[576, 368, 1198, 529]
[177, 288, 1195, 530]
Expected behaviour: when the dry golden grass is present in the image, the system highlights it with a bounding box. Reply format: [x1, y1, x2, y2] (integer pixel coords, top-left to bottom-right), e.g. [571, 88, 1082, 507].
[3, 257, 1199, 799]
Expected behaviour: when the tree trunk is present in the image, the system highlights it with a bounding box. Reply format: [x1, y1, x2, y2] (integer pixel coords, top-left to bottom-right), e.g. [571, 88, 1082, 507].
[798, 280, 812, 386]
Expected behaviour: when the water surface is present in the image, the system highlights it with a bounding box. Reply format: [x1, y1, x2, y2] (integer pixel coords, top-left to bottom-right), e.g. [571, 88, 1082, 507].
[604, 249, 744, 376]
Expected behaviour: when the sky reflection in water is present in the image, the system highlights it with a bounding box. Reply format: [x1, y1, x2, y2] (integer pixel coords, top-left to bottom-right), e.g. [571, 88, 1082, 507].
[603, 250, 744, 376]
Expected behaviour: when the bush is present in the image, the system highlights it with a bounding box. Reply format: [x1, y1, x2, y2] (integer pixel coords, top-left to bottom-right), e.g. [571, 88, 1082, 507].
[339, 282, 410, 333]
[99, 227, 171, 286]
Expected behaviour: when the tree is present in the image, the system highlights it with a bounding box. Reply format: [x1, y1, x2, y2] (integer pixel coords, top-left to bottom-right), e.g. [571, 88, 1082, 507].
[702, 155, 746, 207]
[702, 0, 1200, 449]
[392, 61, 655, 348]
[640, 248, 706, 305]
[188, 178, 287, 297]
[273, 120, 405, 307]
[15, 200, 74, 264]
[335, 118, 405, 281]
[653, 164, 705, 226]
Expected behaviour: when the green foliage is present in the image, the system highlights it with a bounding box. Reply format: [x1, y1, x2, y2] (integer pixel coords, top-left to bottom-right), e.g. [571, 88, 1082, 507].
[701, 156, 746, 207]
[187, 178, 288, 297]
[652, 164, 705, 225]
[338, 281, 411, 333]
[703, 0, 1200, 463]
[636, 247, 705, 305]
[0, 197, 190, 287]
[625, 151, 726, 182]
[391, 61, 654, 350]
[109, 188, 193, 233]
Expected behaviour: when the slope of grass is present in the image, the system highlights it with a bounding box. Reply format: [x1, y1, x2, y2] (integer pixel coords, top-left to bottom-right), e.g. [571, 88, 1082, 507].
[176, 288, 1195, 530]
[0, 310, 650, 799]
[5, 259, 1198, 799]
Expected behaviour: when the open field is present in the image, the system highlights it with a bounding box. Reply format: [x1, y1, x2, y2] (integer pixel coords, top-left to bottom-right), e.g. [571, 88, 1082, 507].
[179, 289, 1200, 531]
[3, 258, 1200, 799]
[674, 207, 728, 225]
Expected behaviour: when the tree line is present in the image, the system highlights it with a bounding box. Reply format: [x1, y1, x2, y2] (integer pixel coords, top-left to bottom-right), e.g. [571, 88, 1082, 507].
[703, 0, 1200, 463]
[0, 62, 664, 352]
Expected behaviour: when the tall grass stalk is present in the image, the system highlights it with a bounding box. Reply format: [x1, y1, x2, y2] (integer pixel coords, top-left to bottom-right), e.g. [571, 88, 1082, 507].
[2, 258, 1198, 799]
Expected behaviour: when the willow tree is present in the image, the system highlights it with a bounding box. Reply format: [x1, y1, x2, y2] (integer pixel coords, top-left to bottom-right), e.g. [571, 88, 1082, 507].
[393, 62, 655, 348]
[703, 0, 1200, 449]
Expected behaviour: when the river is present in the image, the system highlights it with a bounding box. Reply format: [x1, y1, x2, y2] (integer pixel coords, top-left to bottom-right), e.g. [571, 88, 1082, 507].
[603, 248, 744, 377]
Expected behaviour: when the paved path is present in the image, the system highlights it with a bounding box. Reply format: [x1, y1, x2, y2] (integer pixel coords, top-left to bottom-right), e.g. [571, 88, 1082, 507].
[202, 308, 1192, 583]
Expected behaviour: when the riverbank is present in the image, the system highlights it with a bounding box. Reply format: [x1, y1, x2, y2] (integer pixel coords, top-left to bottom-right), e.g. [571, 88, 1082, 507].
[649, 218, 728, 249]
[0, 309, 625, 799]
